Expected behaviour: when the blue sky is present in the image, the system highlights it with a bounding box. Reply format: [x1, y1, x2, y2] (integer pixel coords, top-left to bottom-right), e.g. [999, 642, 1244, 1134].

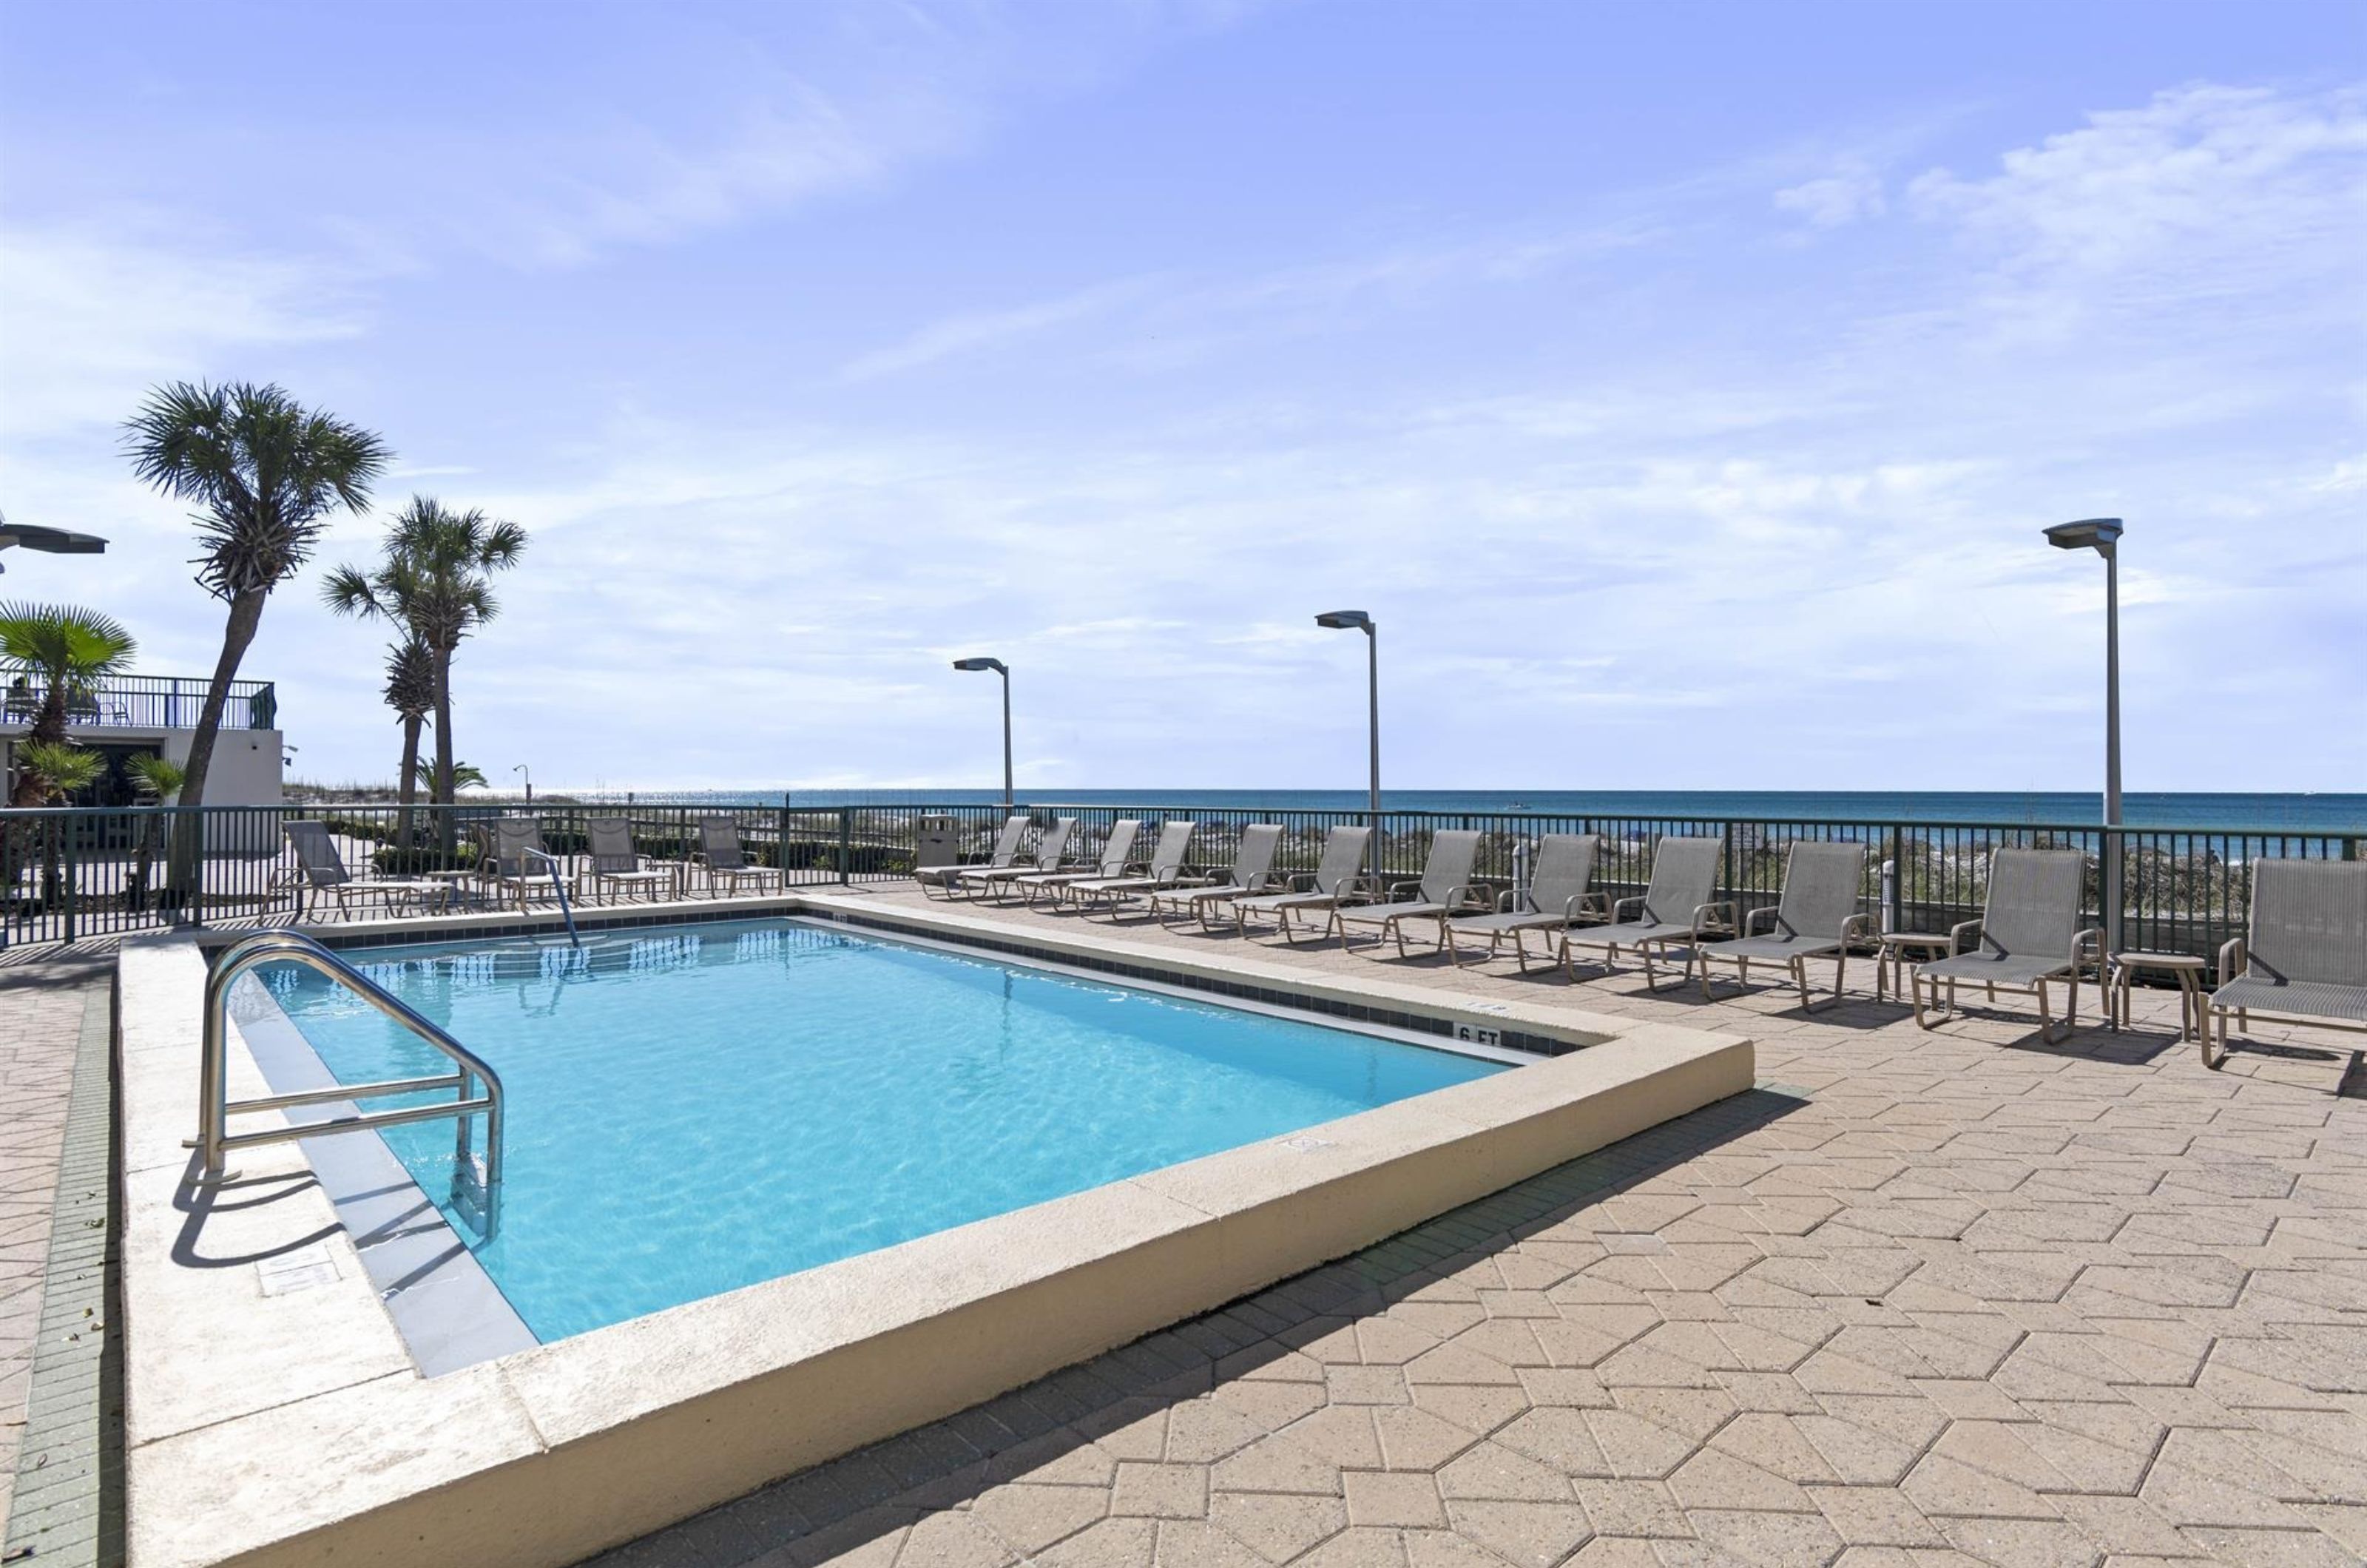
[3, 1, 2362, 793]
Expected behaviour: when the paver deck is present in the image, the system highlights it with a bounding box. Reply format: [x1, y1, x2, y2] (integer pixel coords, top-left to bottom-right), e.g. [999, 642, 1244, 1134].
[590, 885, 2367, 1568]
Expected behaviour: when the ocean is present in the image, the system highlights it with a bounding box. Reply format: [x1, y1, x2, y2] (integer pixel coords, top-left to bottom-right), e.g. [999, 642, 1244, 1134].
[564, 788, 2367, 835]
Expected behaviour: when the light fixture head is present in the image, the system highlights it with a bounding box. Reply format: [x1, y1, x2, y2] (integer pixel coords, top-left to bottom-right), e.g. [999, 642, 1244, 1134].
[0, 523, 108, 572]
[952, 657, 1007, 675]
[1314, 609, 1373, 632]
[2044, 518, 2124, 555]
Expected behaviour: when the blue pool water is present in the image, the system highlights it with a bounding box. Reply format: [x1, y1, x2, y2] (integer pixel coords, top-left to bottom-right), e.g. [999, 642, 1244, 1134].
[254, 919, 1504, 1342]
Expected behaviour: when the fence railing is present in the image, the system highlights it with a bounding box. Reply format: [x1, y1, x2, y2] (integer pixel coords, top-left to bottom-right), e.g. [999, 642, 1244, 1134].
[1, 798, 2357, 965]
[0, 675, 278, 731]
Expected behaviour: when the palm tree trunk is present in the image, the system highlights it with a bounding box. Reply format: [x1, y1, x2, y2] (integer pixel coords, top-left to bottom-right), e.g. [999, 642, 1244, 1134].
[431, 648, 455, 855]
[165, 589, 267, 912]
[396, 714, 422, 852]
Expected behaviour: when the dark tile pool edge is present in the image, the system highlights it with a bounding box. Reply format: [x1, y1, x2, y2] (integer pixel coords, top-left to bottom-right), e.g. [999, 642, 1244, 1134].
[814, 907, 1580, 1058]
[3, 981, 122, 1568]
[276, 899, 1579, 1059]
[228, 988, 538, 1375]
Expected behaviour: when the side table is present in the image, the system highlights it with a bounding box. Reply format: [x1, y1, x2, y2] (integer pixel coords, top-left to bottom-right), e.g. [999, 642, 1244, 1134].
[1876, 931, 1954, 1002]
[2109, 950, 2209, 1043]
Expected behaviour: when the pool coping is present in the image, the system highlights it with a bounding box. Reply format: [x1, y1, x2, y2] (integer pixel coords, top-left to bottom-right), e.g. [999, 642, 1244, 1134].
[117, 894, 1754, 1568]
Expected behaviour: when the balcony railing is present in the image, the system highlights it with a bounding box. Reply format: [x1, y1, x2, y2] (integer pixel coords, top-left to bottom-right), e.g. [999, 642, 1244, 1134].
[1, 675, 277, 731]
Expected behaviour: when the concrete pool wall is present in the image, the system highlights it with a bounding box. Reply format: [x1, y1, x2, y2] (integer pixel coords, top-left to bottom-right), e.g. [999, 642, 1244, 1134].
[116, 892, 1753, 1567]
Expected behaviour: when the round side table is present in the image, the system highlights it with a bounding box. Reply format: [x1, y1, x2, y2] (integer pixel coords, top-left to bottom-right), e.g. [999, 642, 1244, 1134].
[2109, 951, 2208, 1044]
[1876, 931, 1954, 1002]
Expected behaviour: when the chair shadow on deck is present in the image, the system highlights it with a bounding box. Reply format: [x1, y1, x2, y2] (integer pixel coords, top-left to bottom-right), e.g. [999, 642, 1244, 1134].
[584, 1086, 1809, 1568]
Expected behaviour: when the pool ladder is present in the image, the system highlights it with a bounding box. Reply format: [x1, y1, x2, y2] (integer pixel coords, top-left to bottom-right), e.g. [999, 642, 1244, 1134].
[197, 929, 505, 1243]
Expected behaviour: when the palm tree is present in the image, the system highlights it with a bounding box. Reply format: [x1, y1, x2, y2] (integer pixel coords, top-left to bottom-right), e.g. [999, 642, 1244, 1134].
[323, 497, 524, 809]
[382, 638, 436, 847]
[1, 603, 137, 807]
[123, 381, 388, 795]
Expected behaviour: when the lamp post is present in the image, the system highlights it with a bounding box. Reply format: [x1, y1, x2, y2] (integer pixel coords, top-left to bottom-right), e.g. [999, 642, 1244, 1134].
[2044, 518, 2124, 951]
[513, 763, 532, 803]
[1315, 611, 1380, 874]
[953, 658, 1012, 808]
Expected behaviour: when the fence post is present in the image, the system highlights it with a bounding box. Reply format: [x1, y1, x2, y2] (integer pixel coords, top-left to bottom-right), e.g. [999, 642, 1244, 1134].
[778, 795, 792, 882]
[839, 807, 853, 886]
[2102, 828, 2124, 956]
[61, 822, 76, 945]
[1885, 826, 1903, 934]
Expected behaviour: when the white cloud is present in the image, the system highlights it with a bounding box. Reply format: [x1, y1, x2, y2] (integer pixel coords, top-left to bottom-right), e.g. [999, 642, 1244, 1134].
[0, 225, 365, 440]
[1775, 168, 1886, 228]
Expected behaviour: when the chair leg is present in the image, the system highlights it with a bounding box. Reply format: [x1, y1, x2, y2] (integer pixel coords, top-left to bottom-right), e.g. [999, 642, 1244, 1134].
[1793, 956, 1811, 1012]
[1913, 969, 1934, 1030]
[2065, 970, 2080, 1038]
[2036, 979, 2056, 1042]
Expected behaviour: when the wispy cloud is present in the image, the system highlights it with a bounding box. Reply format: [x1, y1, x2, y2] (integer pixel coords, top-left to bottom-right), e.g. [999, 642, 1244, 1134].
[843, 274, 1169, 379]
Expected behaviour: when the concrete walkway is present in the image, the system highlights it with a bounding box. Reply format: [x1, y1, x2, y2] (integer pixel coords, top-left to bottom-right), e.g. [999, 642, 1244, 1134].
[0, 961, 106, 1537]
[590, 888, 2366, 1568]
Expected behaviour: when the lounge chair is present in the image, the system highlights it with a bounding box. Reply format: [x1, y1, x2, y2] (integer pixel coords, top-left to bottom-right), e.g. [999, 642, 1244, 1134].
[917, 814, 1027, 899]
[480, 818, 579, 913]
[2206, 860, 2367, 1071]
[1559, 834, 1732, 990]
[1005, 820, 1141, 905]
[280, 820, 440, 920]
[1061, 820, 1198, 915]
[1443, 834, 1604, 970]
[1328, 830, 1487, 956]
[956, 817, 1077, 900]
[1147, 824, 1286, 930]
[1696, 841, 1870, 1009]
[1911, 847, 2100, 1042]
[696, 814, 786, 898]
[584, 818, 678, 905]
[1232, 825, 1377, 942]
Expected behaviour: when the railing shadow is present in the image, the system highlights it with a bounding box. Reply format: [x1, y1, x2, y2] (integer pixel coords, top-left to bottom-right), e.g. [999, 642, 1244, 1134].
[583, 1087, 1807, 1567]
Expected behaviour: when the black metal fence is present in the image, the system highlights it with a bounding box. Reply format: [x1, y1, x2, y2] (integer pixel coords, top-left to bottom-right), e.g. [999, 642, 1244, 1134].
[0, 674, 277, 731]
[1, 798, 2357, 964]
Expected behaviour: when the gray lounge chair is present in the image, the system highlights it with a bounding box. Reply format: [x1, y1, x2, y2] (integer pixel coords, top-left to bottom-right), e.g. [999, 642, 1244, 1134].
[480, 818, 579, 913]
[584, 818, 677, 905]
[1559, 834, 1732, 990]
[1443, 834, 1604, 970]
[1912, 847, 2100, 1042]
[1147, 824, 1286, 929]
[695, 815, 786, 897]
[1232, 825, 1377, 941]
[1328, 830, 1486, 956]
[1696, 841, 1870, 1009]
[918, 814, 1027, 899]
[2206, 860, 2367, 1072]
[1005, 819, 1140, 905]
[958, 817, 1077, 900]
[1062, 820, 1198, 914]
[280, 820, 440, 920]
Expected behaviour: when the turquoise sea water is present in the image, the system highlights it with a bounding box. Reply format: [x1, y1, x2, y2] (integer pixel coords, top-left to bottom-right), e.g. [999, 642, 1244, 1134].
[260, 919, 1503, 1342]
[572, 789, 2366, 834]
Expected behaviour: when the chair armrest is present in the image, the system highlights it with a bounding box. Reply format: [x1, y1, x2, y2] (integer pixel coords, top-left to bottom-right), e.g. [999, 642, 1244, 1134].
[1340, 875, 1384, 905]
[2072, 927, 2104, 973]
[1745, 905, 1778, 936]
[1566, 892, 1607, 922]
[1444, 884, 1490, 913]
[1388, 879, 1422, 900]
[1692, 902, 1735, 937]
[1287, 871, 1319, 892]
[1611, 894, 1645, 921]
[1495, 888, 1516, 913]
[1841, 912, 1874, 947]
[1948, 918, 1982, 956]
[2215, 936, 2244, 988]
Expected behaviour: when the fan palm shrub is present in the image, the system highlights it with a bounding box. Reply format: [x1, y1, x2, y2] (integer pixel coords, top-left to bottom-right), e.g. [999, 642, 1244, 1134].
[124, 382, 390, 906]
[124, 753, 184, 911]
[1, 603, 136, 806]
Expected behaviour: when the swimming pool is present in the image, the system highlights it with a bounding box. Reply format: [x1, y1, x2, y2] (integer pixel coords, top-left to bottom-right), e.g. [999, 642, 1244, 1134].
[252, 917, 1507, 1342]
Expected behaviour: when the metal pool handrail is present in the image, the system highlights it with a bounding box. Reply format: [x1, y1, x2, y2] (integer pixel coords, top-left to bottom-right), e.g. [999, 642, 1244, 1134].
[521, 846, 581, 947]
[197, 928, 504, 1243]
